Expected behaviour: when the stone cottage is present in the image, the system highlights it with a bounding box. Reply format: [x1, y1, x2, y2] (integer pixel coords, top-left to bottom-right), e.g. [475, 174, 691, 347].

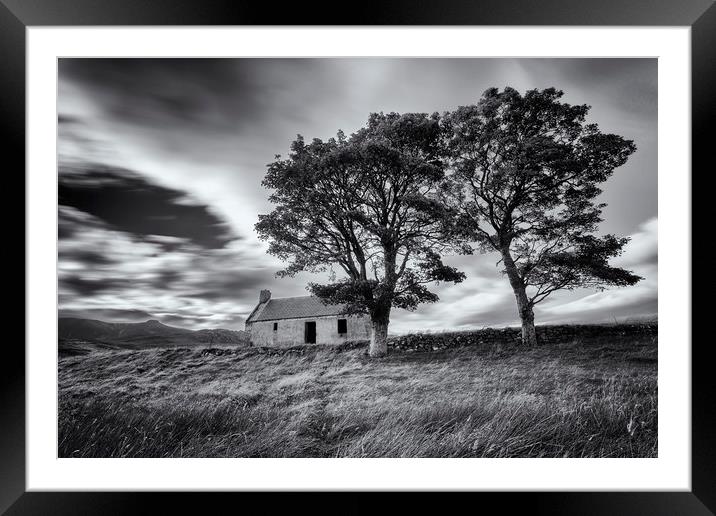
[245, 290, 371, 347]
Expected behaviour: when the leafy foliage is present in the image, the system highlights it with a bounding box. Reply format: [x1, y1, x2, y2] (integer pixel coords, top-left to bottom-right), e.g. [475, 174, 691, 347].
[256, 112, 469, 322]
[443, 87, 642, 309]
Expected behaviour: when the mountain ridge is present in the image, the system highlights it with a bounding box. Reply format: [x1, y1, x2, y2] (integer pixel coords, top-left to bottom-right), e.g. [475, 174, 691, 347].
[58, 317, 249, 355]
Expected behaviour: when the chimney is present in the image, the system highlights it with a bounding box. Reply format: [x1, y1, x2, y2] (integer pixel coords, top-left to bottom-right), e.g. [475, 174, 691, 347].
[259, 289, 271, 303]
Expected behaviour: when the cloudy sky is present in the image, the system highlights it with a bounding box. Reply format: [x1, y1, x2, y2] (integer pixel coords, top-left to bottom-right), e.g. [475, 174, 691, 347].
[57, 58, 657, 333]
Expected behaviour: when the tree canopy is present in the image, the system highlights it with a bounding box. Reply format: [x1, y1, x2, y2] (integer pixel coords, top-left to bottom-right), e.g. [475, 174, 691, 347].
[256, 112, 469, 356]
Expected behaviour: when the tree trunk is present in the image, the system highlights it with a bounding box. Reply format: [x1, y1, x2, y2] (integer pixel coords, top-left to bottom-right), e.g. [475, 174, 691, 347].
[369, 305, 391, 357]
[369, 318, 389, 357]
[501, 246, 538, 347]
[369, 252, 396, 358]
[518, 302, 537, 347]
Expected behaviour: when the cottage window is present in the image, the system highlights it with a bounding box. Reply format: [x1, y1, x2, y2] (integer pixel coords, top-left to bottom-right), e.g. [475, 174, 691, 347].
[337, 319, 347, 334]
[273, 322, 278, 331]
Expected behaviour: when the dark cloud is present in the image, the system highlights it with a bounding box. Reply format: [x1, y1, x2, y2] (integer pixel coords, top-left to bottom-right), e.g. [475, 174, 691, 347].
[58, 220, 75, 240]
[59, 163, 236, 249]
[58, 114, 83, 125]
[64, 249, 115, 266]
[58, 58, 266, 134]
[151, 269, 185, 289]
[62, 275, 133, 296]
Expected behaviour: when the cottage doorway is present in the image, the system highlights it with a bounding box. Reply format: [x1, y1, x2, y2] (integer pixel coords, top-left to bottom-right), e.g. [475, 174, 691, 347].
[304, 321, 316, 344]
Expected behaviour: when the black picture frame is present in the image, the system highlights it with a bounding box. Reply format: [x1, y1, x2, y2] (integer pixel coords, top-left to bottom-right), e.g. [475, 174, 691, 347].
[3, 0, 714, 513]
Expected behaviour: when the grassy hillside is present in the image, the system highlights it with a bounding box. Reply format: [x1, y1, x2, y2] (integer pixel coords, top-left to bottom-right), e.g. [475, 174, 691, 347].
[59, 329, 657, 458]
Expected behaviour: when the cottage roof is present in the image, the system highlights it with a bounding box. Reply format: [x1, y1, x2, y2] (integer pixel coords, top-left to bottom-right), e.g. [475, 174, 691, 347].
[246, 295, 349, 323]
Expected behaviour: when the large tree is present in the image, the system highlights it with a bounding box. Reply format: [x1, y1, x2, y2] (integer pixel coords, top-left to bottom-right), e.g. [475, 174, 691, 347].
[256, 112, 468, 357]
[443, 87, 642, 346]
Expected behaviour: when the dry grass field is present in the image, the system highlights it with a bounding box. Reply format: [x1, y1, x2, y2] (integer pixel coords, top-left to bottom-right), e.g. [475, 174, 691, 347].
[58, 330, 657, 458]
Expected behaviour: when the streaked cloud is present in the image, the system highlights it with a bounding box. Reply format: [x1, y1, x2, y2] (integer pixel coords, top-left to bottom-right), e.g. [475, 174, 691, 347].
[59, 163, 237, 249]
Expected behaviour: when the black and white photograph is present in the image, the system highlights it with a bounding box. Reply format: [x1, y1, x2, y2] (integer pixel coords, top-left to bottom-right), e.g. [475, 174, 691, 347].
[57, 57, 658, 459]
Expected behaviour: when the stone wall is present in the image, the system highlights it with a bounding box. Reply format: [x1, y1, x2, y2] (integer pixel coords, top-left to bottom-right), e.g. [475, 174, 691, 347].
[248, 314, 371, 347]
[388, 323, 658, 352]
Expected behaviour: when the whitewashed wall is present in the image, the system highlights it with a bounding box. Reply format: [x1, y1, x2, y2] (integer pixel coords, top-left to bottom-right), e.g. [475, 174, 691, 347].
[248, 314, 371, 347]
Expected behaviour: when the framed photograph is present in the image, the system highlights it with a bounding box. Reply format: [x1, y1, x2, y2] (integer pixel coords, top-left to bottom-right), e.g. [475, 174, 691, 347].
[5, 0, 714, 513]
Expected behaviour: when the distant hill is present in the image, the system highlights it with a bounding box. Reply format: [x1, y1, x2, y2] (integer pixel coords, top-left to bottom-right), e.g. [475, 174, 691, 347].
[59, 317, 249, 355]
